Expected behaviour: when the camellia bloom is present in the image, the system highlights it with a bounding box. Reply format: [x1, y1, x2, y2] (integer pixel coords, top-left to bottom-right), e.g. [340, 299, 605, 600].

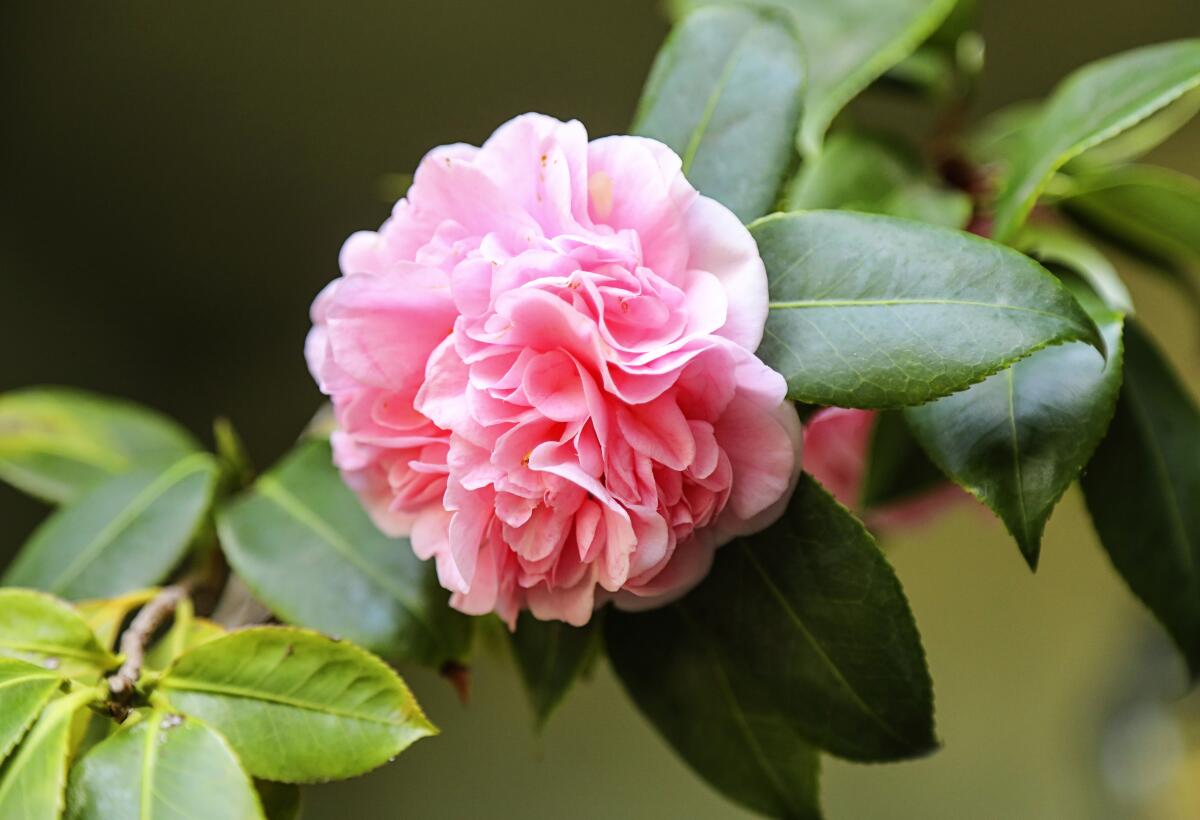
[803, 408, 964, 530]
[307, 114, 802, 627]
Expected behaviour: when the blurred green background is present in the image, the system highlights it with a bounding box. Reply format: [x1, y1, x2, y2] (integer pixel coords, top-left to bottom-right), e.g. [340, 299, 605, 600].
[2, 2, 1198, 817]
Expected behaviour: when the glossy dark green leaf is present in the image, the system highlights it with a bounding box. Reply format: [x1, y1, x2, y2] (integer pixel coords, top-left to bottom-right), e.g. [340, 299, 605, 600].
[671, 0, 957, 156]
[991, 39, 1200, 241]
[1060, 164, 1200, 277]
[784, 131, 970, 229]
[906, 303, 1124, 568]
[4, 454, 217, 601]
[0, 690, 95, 820]
[0, 590, 117, 679]
[66, 710, 265, 820]
[861, 412, 945, 509]
[157, 627, 435, 783]
[633, 5, 803, 222]
[752, 211, 1103, 408]
[607, 604, 821, 820]
[509, 612, 600, 727]
[218, 439, 471, 667]
[0, 660, 62, 768]
[0, 388, 198, 504]
[615, 473, 935, 765]
[1082, 325, 1200, 676]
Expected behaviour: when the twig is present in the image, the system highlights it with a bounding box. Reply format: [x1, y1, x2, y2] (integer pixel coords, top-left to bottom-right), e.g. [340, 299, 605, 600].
[107, 582, 192, 706]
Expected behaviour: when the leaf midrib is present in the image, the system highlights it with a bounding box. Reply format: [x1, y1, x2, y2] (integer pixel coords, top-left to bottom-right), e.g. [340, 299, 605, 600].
[141, 711, 162, 820]
[48, 454, 212, 594]
[1125, 376, 1197, 581]
[254, 477, 440, 642]
[0, 639, 113, 666]
[674, 603, 801, 813]
[161, 678, 407, 728]
[767, 297, 1079, 325]
[679, 21, 760, 175]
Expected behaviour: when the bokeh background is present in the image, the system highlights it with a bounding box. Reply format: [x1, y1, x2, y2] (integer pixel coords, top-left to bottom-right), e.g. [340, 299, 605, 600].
[3, 2, 1198, 817]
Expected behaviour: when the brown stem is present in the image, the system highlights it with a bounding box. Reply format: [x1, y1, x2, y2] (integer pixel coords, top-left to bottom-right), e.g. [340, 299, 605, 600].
[107, 582, 192, 706]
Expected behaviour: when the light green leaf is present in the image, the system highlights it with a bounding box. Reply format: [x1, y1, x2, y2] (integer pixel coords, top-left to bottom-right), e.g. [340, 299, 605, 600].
[0, 660, 62, 768]
[219, 440, 471, 667]
[968, 100, 1040, 167]
[614, 473, 935, 765]
[0, 388, 198, 504]
[4, 454, 218, 601]
[157, 627, 435, 783]
[1015, 224, 1134, 314]
[0, 590, 116, 679]
[991, 39, 1200, 242]
[1082, 324, 1200, 676]
[607, 605, 821, 820]
[752, 210, 1103, 408]
[66, 710, 265, 820]
[672, 0, 957, 156]
[633, 6, 803, 221]
[784, 131, 970, 229]
[73, 590, 157, 651]
[1068, 87, 1200, 170]
[142, 600, 224, 673]
[509, 612, 601, 728]
[0, 689, 96, 820]
[906, 298, 1124, 568]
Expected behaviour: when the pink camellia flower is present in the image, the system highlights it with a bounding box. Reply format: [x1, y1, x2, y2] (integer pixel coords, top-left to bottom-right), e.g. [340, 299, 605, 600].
[803, 408, 963, 530]
[306, 114, 802, 627]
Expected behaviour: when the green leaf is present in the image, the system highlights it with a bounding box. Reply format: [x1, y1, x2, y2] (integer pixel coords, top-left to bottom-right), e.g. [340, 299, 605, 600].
[509, 612, 601, 727]
[0, 660, 62, 768]
[906, 302, 1124, 568]
[218, 439, 471, 667]
[1067, 87, 1200, 171]
[673, 0, 957, 157]
[1059, 164, 1200, 276]
[0, 388, 198, 504]
[1015, 224, 1134, 314]
[616, 473, 935, 763]
[752, 210, 1103, 408]
[1082, 324, 1200, 676]
[0, 590, 116, 679]
[156, 627, 435, 783]
[784, 131, 970, 229]
[0, 689, 95, 820]
[255, 781, 301, 820]
[4, 454, 218, 601]
[66, 710, 265, 820]
[968, 100, 1040, 167]
[142, 607, 224, 673]
[633, 6, 803, 222]
[861, 411, 946, 510]
[73, 590, 157, 651]
[990, 39, 1200, 242]
[607, 606, 821, 820]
